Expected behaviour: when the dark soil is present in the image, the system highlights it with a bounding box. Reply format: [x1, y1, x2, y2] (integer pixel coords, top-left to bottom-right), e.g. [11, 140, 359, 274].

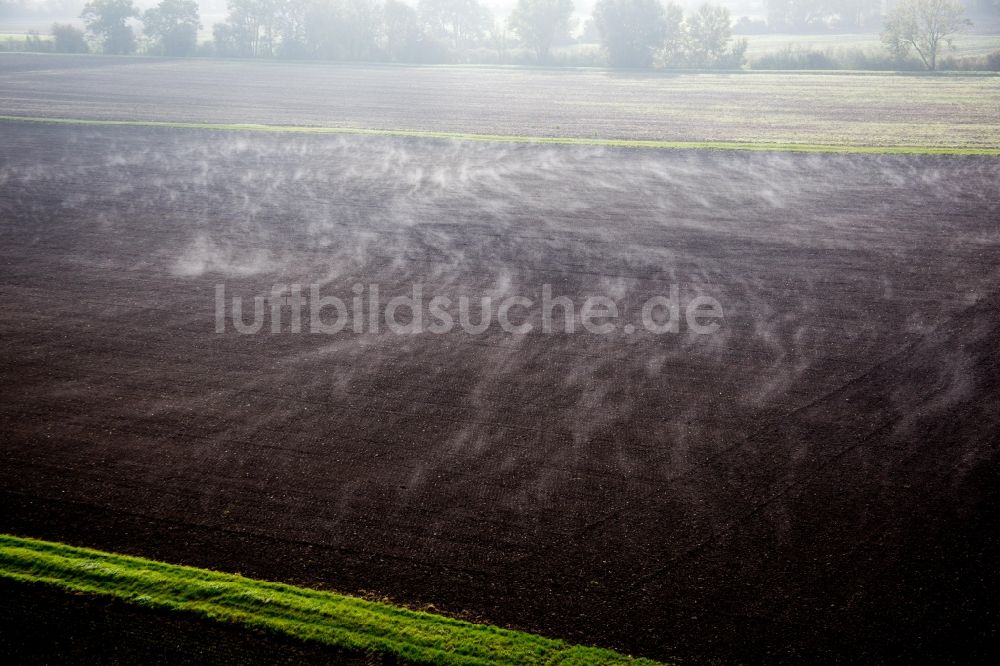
[1, 122, 998, 664]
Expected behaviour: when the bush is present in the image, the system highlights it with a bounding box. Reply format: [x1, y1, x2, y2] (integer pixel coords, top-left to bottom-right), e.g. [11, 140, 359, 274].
[194, 41, 215, 57]
[938, 50, 1000, 71]
[750, 45, 927, 71]
[751, 46, 838, 70]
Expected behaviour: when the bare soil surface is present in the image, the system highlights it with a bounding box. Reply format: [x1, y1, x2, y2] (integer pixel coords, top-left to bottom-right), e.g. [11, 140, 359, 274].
[1, 53, 999, 147]
[1, 122, 999, 663]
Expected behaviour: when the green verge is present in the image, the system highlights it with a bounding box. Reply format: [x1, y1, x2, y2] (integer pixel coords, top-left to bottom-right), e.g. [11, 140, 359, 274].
[1, 114, 997, 155]
[0, 534, 660, 665]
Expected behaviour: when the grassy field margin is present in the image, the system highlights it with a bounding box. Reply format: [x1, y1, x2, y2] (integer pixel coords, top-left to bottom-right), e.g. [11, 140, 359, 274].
[1, 114, 997, 155]
[0, 534, 659, 665]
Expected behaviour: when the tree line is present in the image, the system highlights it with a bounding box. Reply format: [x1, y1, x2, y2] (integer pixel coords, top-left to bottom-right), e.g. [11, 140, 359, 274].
[764, 0, 882, 31]
[55, 0, 987, 70]
[64, 0, 750, 66]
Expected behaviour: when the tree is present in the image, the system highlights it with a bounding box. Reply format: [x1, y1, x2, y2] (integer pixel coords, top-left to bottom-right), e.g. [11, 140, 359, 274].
[684, 3, 746, 69]
[882, 0, 971, 71]
[487, 18, 512, 63]
[419, 0, 492, 49]
[51, 23, 89, 53]
[507, 0, 574, 62]
[765, 0, 827, 31]
[81, 0, 138, 54]
[276, 0, 309, 58]
[214, 0, 283, 57]
[303, 0, 381, 60]
[381, 0, 422, 61]
[144, 0, 200, 56]
[592, 0, 669, 68]
[652, 1, 684, 65]
[836, 0, 880, 30]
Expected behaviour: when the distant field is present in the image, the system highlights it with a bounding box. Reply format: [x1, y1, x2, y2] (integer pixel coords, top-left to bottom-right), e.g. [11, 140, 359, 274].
[1, 53, 998, 148]
[0, 32, 52, 42]
[6, 114, 998, 154]
[744, 32, 1000, 58]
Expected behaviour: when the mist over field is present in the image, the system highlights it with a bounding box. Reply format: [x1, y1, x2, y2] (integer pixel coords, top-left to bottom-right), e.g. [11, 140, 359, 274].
[1, 0, 999, 661]
[3, 107, 1000, 661]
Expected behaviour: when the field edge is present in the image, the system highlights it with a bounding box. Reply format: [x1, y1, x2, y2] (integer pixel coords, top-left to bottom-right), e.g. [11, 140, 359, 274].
[0, 534, 662, 665]
[1, 114, 998, 155]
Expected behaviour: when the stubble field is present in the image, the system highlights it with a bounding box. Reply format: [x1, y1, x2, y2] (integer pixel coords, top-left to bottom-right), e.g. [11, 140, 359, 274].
[1, 54, 999, 664]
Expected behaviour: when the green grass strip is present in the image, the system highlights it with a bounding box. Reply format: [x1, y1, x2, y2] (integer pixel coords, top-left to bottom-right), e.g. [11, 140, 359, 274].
[0, 534, 660, 665]
[1, 114, 997, 155]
